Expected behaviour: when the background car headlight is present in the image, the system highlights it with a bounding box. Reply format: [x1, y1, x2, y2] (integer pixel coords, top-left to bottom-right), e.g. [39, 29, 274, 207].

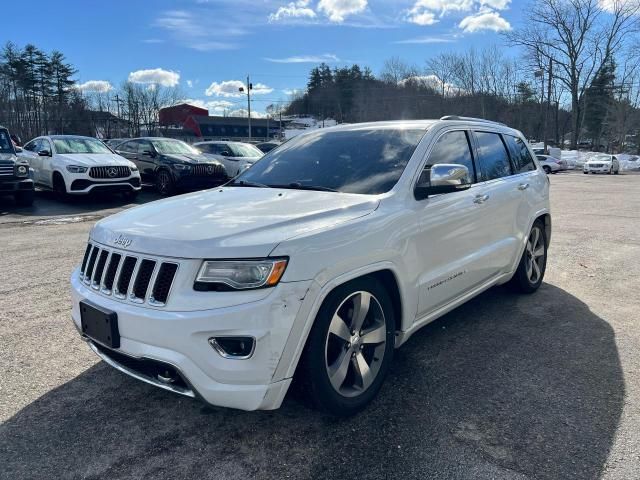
[195, 258, 288, 291]
[129, 164, 139, 171]
[14, 164, 28, 177]
[173, 164, 191, 171]
[66, 165, 88, 173]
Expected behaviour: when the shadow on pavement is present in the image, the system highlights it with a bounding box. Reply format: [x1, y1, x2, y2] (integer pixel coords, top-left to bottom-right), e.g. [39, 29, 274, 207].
[0, 188, 162, 221]
[0, 284, 623, 480]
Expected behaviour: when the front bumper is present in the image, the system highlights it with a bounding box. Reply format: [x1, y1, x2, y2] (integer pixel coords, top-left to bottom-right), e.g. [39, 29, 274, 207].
[71, 271, 314, 410]
[584, 165, 611, 173]
[68, 176, 142, 194]
[0, 178, 33, 193]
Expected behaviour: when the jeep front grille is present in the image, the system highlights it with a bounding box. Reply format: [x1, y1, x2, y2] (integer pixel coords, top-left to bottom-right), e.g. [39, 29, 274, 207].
[79, 242, 178, 307]
[89, 166, 131, 179]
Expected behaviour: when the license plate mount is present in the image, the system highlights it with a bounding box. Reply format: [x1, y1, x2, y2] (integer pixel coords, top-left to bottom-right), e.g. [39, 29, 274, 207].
[80, 301, 120, 348]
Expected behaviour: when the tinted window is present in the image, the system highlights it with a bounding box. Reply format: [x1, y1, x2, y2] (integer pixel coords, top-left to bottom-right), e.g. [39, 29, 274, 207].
[198, 143, 227, 155]
[138, 140, 153, 154]
[24, 140, 38, 152]
[237, 128, 425, 195]
[0, 130, 14, 154]
[426, 130, 475, 182]
[505, 135, 536, 173]
[119, 140, 140, 153]
[53, 137, 111, 154]
[474, 132, 513, 181]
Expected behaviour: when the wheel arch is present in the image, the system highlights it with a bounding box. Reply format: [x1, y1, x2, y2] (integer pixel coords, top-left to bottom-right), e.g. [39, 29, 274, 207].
[277, 264, 408, 383]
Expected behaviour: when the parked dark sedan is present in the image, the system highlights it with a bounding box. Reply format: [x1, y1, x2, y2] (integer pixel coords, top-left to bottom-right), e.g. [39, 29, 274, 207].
[116, 137, 226, 195]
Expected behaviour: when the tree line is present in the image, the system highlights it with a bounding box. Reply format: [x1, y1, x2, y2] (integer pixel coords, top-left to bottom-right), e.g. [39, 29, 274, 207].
[0, 42, 181, 142]
[288, 0, 640, 152]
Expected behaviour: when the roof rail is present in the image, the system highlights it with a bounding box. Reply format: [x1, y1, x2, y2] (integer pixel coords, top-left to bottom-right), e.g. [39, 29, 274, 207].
[439, 115, 506, 126]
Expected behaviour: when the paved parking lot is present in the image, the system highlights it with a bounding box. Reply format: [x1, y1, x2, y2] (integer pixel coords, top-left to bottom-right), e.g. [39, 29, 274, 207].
[1, 173, 639, 480]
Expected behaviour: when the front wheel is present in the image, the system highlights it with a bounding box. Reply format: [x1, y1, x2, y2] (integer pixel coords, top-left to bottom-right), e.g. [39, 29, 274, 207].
[542, 166, 551, 174]
[509, 220, 547, 293]
[155, 170, 175, 196]
[300, 277, 395, 416]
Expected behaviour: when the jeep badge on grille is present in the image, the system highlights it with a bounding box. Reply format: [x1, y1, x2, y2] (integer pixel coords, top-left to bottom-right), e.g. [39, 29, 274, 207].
[113, 234, 132, 248]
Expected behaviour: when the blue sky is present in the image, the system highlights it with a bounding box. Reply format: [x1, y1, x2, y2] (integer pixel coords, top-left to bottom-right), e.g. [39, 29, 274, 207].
[4, 0, 524, 116]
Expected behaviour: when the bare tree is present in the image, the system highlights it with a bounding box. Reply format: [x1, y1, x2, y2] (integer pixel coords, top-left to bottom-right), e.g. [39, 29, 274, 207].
[507, 0, 640, 148]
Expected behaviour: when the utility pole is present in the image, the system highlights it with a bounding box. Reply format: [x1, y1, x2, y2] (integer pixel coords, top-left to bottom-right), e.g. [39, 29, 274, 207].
[544, 58, 553, 152]
[111, 94, 125, 137]
[239, 76, 253, 140]
[534, 68, 544, 146]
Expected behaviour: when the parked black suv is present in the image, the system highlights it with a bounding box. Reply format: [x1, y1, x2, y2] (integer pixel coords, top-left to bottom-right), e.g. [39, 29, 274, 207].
[116, 137, 227, 196]
[0, 127, 34, 206]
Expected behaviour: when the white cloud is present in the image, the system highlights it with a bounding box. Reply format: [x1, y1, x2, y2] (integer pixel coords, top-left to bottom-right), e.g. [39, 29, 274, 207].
[76, 80, 113, 93]
[408, 11, 438, 25]
[459, 10, 511, 32]
[283, 88, 305, 95]
[269, 0, 316, 21]
[128, 68, 180, 87]
[228, 108, 268, 118]
[205, 80, 274, 97]
[404, 0, 510, 26]
[395, 36, 456, 44]
[154, 10, 238, 50]
[264, 53, 340, 63]
[186, 80, 193, 88]
[318, 0, 368, 22]
[480, 0, 511, 9]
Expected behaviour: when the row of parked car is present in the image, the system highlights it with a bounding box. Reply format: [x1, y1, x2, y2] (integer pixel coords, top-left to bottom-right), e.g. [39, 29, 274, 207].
[0, 124, 274, 206]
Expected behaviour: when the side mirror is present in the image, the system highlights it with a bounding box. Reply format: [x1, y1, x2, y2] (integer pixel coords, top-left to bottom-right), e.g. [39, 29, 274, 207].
[143, 150, 156, 157]
[221, 150, 232, 157]
[38, 149, 51, 157]
[14, 146, 23, 153]
[414, 164, 471, 200]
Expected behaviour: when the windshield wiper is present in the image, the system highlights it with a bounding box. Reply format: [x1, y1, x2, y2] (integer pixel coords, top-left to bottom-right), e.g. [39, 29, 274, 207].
[226, 180, 271, 188]
[274, 182, 339, 192]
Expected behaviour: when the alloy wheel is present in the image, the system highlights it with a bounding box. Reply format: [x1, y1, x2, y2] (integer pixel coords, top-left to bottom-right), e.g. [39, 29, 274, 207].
[525, 226, 545, 284]
[324, 291, 387, 397]
[157, 171, 171, 195]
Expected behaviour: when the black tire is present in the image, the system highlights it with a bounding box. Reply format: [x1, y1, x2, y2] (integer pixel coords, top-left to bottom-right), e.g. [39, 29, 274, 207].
[542, 165, 551, 174]
[583, 171, 588, 174]
[15, 190, 34, 206]
[608, 166, 613, 175]
[614, 169, 620, 175]
[509, 219, 547, 294]
[155, 169, 175, 196]
[299, 276, 395, 416]
[52, 173, 68, 200]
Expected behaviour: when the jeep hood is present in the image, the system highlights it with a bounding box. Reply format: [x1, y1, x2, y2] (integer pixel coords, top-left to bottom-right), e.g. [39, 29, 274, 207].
[91, 187, 379, 258]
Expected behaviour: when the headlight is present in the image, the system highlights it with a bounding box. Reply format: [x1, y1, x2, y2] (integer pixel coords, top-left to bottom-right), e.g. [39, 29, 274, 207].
[66, 165, 88, 173]
[15, 164, 28, 177]
[129, 164, 138, 171]
[173, 164, 191, 171]
[195, 258, 288, 291]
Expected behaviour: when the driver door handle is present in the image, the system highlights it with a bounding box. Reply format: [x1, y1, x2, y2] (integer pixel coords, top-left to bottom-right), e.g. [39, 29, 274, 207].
[518, 183, 530, 191]
[473, 194, 490, 204]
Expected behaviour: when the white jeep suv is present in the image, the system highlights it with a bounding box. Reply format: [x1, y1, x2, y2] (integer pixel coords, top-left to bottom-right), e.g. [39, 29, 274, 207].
[20, 135, 141, 197]
[71, 117, 551, 416]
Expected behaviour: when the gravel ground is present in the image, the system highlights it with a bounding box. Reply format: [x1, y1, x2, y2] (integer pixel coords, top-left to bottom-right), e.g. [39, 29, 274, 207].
[1, 173, 639, 480]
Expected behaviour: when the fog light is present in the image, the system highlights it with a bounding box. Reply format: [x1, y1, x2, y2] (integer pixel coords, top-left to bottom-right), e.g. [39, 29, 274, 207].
[209, 336, 255, 359]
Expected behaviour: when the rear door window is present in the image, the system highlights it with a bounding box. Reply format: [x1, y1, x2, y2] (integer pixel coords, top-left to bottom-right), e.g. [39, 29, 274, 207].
[474, 132, 513, 181]
[505, 135, 536, 173]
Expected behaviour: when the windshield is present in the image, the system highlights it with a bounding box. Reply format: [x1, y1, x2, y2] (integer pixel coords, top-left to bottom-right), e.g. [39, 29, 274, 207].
[234, 128, 425, 195]
[0, 130, 15, 154]
[53, 137, 112, 154]
[592, 154, 612, 161]
[152, 139, 199, 155]
[229, 143, 263, 158]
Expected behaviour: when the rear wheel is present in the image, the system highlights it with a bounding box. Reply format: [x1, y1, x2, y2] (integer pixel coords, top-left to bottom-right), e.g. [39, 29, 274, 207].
[14, 190, 34, 206]
[300, 277, 395, 416]
[155, 170, 175, 196]
[510, 220, 547, 293]
[542, 165, 551, 174]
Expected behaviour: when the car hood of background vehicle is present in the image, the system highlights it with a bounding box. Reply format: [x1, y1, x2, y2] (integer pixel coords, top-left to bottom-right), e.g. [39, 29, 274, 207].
[91, 187, 379, 258]
[56, 153, 132, 167]
[0, 153, 17, 162]
[164, 153, 220, 164]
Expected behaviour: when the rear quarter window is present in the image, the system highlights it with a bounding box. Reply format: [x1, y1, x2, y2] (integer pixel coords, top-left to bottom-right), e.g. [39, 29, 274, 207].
[505, 135, 536, 173]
